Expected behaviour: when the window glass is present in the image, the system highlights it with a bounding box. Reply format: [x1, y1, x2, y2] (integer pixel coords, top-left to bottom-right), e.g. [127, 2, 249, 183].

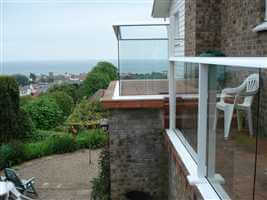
[175, 62, 198, 155]
[207, 66, 259, 200]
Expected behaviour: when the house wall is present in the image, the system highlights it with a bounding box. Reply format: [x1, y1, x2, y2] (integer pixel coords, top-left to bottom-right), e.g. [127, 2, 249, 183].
[108, 108, 168, 200]
[183, 0, 267, 134]
[184, 0, 221, 56]
[169, 0, 185, 57]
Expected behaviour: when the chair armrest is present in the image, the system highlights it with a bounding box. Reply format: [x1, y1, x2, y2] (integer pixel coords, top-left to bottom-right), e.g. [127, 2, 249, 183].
[25, 177, 35, 186]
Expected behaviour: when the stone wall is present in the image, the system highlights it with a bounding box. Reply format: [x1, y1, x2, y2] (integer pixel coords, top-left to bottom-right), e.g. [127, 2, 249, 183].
[108, 109, 168, 200]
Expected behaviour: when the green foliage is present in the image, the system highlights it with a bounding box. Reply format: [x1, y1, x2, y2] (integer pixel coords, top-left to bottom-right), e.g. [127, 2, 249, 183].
[91, 146, 110, 200]
[46, 134, 77, 154]
[0, 141, 26, 167]
[23, 95, 64, 130]
[48, 83, 82, 103]
[29, 73, 37, 83]
[12, 74, 30, 86]
[0, 129, 108, 169]
[76, 129, 108, 149]
[48, 91, 74, 118]
[82, 61, 118, 97]
[17, 108, 35, 140]
[66, 100, 107, 127]
[0, 76, 20, 143]
[20, 95, 36, 107]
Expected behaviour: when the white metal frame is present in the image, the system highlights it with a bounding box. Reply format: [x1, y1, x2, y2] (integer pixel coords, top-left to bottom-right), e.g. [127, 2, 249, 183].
[253, 0, 267, 32]
[168, 56, 267, 200]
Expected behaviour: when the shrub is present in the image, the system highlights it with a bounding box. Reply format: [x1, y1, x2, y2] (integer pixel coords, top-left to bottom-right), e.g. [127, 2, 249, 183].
[67, 100, 107, 128]
[27, 130, 52, 142]
[24, 142, 48, 160]
[46, 134, 77, 154]
[0, 129, 107, 169]
[91, 146, 110, 200]
[0, 76, 20, 143]
[48, 91, 74, 118]
[17, 108, 35, 140]
[48, 83, 82, 103]
[76, 129, 108, 149]
[0, 141, 26, 168]
[23, 95, 64, 130]
[20, 95, 35, 107]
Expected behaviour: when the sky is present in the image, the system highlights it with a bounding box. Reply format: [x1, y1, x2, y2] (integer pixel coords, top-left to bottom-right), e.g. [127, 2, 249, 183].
[1, 0, 167, 62]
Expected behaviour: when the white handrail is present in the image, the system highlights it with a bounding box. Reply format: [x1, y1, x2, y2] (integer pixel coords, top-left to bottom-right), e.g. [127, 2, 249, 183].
[170, 57, 267, 68]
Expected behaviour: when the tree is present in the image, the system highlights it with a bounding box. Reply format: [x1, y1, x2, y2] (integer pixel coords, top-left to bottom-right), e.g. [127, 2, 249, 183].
[91, 61, 118, 81]
[29, 73, 37, 83]
[0, 76, 34, 143]
[81, 61, 118, 97]
[13, 74, 30, 86]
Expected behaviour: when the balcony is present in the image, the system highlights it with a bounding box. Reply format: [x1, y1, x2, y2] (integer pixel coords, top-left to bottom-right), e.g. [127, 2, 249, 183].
[168, 57, 267, 200]
[113, 22, 170, 96]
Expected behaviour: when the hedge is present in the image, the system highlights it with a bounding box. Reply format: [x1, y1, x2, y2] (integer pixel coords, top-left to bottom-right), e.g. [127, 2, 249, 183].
[0, 129, 108, 169]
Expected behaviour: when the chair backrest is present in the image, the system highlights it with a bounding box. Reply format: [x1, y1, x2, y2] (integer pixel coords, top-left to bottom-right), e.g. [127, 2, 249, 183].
[4, 168, 24, 190]
[240, 73, 259, 105]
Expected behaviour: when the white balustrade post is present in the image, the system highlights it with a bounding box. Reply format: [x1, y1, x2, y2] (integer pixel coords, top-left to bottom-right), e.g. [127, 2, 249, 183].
[169, 61, 176, 130]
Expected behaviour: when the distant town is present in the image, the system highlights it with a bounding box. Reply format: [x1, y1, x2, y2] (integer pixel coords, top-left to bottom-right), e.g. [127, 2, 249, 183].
[17, 70, 168, 97]
[17, 72, 87, 97]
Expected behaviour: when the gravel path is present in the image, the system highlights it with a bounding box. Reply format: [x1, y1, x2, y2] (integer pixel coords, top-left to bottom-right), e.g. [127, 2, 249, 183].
[3, 149, 101, 200]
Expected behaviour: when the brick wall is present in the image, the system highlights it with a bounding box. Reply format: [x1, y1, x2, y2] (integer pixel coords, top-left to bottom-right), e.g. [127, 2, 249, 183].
[185, 0, 221, 56]
[165, 132, 203, 200]
[108, 109, 168, 200]
[185, 0, 267, 56]
[184, 0, 267, 135]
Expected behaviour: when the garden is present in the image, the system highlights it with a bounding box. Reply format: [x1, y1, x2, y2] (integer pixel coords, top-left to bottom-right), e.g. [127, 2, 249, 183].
[0, 61, 117, 199]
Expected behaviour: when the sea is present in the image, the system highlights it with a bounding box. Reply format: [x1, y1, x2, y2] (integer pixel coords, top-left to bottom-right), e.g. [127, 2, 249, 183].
[1, 59, 171, 76]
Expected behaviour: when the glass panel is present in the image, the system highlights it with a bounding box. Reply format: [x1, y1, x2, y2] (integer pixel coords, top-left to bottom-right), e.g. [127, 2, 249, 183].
[120, 25, 168, 40]
[207, 65, 259, 200]
[254, 68, 267, 200]
[119, 40, 168, 96]
[175, 62, 199, 155]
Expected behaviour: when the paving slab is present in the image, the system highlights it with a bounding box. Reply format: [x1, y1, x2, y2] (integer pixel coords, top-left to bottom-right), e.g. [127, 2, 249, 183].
[1, 149, 101, 200]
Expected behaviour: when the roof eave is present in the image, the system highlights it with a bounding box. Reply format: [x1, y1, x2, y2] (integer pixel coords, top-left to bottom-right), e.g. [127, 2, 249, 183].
[151, 0, 170, 18]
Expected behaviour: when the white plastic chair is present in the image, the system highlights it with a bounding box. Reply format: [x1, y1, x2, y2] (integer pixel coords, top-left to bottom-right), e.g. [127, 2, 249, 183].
[214, 73, 259, 139]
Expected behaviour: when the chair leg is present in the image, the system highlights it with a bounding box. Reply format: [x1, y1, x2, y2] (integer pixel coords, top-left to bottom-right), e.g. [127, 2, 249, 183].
[237, 110, 243, 131]
[213, 108, 218, 131]
[247, 109, 254, 137]
[224, 106, 234, 139]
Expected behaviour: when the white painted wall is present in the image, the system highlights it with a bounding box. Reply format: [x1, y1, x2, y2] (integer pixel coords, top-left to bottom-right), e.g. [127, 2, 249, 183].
[169, 0, 185, 79]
